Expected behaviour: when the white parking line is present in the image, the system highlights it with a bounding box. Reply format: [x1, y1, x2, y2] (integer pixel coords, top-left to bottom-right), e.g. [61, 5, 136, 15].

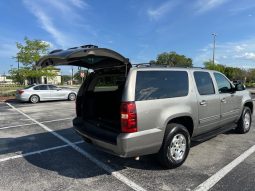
[6, 102, 146, 191]
[0, 117, 74, 130]
[194, 144, 255, 191]
[0, 140, 84, 162]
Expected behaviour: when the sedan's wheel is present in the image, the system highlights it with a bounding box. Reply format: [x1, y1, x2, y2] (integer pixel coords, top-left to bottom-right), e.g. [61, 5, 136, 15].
[30, 95, 39, 104]
[157, 123, 190, 169]
[68, 93, 76, 101]
[236, 107, 252, 134]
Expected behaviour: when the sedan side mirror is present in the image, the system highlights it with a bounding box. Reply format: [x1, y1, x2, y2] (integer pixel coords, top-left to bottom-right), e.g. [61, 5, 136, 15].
[56, 88, 62, 91]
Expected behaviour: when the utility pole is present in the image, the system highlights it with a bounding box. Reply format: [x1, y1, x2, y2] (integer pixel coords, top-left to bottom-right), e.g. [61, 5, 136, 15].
[71, 66, 74, 85]
[3, 72, 6, 83]
[18, 57, 20, 70]
[212, 33, 217, 64]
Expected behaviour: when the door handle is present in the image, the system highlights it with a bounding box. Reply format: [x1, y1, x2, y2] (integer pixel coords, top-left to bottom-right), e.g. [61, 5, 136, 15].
[200, 100, 207, 106]
[221, 98, 227, 103]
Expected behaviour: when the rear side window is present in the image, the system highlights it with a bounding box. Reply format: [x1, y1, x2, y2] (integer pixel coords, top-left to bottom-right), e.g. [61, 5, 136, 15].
[33, 86, 40, 90]
[194, 71, 215, 95]
[135, 71, 188, 101]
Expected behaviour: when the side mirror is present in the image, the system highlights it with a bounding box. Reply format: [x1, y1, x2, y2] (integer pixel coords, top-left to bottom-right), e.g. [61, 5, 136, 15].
[56, 88, 62, 91]
[235, 83, 245, 91]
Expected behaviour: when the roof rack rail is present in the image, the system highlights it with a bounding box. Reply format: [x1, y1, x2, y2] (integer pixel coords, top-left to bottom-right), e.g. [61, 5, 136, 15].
[132, 63, 151, 67]
[190, 66, 204, 69]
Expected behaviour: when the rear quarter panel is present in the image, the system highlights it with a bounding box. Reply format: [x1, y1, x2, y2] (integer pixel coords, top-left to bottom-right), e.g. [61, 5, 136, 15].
[124, 68, 198, 139]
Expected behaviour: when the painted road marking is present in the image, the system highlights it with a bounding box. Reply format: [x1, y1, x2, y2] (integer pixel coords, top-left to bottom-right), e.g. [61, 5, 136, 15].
[6, 102, 146, 191]
[0, 140, 84, 162]
[0, 117, 73, 130]
[194, 144, 255, 191]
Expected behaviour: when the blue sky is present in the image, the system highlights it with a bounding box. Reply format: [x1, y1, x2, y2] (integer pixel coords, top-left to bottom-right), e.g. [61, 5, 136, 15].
[1, 0, 255, 75]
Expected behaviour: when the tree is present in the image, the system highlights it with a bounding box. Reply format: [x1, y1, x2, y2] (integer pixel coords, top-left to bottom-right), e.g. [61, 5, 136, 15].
[246, 69, 255, 82]
[62, 75, 72, 84]
[15, 37, 50, 66]
[9, 66, 57, 84]
[203, 60, 246, 81]
[203, 60, 225, 73]
[151, 52, 192, 67]
[11, 37, 56, 84]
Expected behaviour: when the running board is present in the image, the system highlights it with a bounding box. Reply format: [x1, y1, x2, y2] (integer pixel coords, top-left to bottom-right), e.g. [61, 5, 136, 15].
[192, 123, 237, 142]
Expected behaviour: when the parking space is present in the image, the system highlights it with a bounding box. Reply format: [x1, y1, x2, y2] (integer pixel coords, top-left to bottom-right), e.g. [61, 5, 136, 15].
[211, 153, 255, 191]
[0, 100, 255, 191]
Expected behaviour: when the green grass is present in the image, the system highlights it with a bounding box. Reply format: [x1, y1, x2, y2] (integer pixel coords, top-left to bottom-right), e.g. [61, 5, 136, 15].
[0, 85, 25, 97]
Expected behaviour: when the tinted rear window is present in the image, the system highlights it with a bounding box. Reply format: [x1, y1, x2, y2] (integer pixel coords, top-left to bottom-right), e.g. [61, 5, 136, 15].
[135, 71, 188, 101]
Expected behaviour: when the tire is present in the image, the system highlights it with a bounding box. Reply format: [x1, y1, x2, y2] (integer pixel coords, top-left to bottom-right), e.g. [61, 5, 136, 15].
[30, 95, 39, 104]
[157, 123, 190, 169]
[236, 107, 252, 134]
[68, 93, 76, 101]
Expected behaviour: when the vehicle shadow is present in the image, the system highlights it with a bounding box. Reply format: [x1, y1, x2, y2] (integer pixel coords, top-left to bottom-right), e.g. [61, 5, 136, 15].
[6, 99, 75, 105]
[0, 125, 241, 178]
[0, 128, 110, 178]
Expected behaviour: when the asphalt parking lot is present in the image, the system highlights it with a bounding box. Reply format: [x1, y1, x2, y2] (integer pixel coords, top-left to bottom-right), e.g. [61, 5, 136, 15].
[0, 100, 255, 191]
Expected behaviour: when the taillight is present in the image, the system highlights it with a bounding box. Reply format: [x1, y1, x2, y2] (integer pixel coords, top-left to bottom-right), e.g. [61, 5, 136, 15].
[18, 90, 24, 94]
[121, 102, 137, 133]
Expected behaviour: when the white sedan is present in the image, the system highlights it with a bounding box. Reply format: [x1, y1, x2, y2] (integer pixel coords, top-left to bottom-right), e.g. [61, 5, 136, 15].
[16, 84, 77, 103]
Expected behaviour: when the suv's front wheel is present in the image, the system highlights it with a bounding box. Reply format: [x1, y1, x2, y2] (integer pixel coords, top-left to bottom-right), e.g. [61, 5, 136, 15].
[236, 106, 252, 134]
[157, 123, 190, 169]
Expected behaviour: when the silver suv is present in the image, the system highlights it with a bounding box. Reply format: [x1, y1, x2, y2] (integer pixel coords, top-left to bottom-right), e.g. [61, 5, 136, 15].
[38, 46, 253, 168]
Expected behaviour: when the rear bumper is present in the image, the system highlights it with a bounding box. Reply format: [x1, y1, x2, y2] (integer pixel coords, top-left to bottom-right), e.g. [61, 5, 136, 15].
[15, 94, 30, 102]
[73, 117, 163, 157]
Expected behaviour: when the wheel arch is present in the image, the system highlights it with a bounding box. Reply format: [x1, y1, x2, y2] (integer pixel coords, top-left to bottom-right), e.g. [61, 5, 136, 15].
[244, 101, 253, 114]
[166, 115, 194, 137]
[29, 94, 40, 102]
[68, 92, 77, 100]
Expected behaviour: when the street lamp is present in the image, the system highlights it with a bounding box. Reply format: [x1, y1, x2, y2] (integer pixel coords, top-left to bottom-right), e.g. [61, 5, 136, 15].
[212, 33, 217, 64]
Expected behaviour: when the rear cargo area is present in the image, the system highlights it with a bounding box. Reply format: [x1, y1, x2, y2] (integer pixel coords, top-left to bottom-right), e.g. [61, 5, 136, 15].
[76, 68, 127, 133]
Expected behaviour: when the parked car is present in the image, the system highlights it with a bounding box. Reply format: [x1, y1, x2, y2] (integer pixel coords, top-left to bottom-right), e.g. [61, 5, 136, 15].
[37, 45, 253, 168]
[16, 84, 77, 103]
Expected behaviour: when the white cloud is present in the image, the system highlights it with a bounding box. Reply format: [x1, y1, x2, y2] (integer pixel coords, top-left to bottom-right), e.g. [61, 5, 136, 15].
[22, 0, 91, 48]
[193, 38, 255, 68]
[70, 0, 88, 9]
[237, 52, 255, 60]
[234, 45, 245, 52]
[36, 11, 67, 47]
[195, 0, 229, 13]
[229, 3, 255, 15]
[147, 1, 179, 20]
